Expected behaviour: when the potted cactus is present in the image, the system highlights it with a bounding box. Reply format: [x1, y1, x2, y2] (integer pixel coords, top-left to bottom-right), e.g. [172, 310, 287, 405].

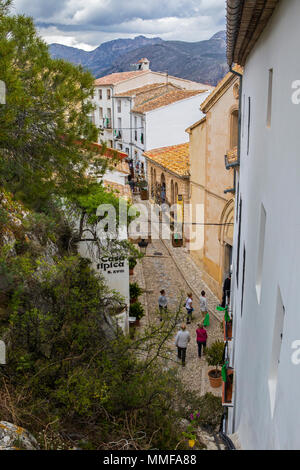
[205, 340, 224, 388]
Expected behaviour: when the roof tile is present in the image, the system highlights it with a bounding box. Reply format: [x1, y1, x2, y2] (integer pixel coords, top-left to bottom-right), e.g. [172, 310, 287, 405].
[144, 143, 190, 177]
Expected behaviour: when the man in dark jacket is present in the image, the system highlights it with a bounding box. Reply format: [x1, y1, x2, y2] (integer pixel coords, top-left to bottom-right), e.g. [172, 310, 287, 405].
[221, 274, 231, 308]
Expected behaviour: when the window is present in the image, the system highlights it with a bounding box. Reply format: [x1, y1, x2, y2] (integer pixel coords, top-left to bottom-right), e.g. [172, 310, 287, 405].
[125, 147, 129, 155]
[269, 288, 285, 417]
[117, 99, 121, 113]
[247, 97, 251, 155]
[99, 107, 103, 120]
[241, 246, 246, 316]
[230, 109, 239, 149]
[107, 89, 111, 100]
[98, 89, 102, 100]
[267, 69, 273, 128]
[256, 204, 267, 303]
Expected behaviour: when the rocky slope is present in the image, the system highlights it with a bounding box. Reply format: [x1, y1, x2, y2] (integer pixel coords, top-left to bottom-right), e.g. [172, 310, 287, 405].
[50, 32, 228, 86]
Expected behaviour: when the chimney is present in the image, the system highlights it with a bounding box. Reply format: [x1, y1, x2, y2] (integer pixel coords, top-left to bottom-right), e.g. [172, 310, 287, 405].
[138, 58, 150, 71]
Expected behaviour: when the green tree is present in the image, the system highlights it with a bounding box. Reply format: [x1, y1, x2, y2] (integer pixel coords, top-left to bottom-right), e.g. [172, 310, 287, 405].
[0, 0, 104, 210]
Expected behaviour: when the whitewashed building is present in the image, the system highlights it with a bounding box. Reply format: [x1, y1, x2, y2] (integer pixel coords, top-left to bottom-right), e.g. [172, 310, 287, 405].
[115, 84, 211, 173]
[225, 0, 300, 450]
[91, 59, 213, 157]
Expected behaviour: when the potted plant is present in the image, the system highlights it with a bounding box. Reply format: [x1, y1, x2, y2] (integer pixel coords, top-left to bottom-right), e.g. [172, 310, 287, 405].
[205, 340, 225, 388]
[130, 282, 143, 304]
[129, 257, 137, 275]
[138, 180, 149, 200]
[129, 301, 145, 326]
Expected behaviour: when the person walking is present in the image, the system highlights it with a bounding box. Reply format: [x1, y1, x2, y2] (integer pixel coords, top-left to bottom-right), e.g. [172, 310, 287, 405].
[185, 293, 194, 324]
[200, 290, 207, 317]
[200, 290, 210, 327]
[175, 323, 190, 367]
[221, 274, 231, 308]
[196, 323, 208, 358]
[158, 289, 168, 321]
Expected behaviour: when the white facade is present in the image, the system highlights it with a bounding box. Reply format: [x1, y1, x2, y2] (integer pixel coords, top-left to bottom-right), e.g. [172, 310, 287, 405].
[91, 64, 213, 153]
[129, 91, 210, 172]
[229, 0, 300, 450]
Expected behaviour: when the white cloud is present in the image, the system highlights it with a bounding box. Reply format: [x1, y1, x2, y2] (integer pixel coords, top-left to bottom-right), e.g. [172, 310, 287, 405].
[13, 0, 226, 49]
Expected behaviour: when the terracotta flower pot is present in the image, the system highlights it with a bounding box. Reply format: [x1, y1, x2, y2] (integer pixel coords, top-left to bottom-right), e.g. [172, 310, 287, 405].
[130, 298, 137, 304]
[129, 268, 134, 275]
[208, 369, 222, 388]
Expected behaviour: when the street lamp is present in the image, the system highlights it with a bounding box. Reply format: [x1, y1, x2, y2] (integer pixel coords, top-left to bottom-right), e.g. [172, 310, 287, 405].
[138, 238, 148, 255]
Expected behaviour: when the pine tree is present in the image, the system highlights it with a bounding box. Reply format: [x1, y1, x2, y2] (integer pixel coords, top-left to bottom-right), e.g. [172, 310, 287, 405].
[0, 0, 103, 209]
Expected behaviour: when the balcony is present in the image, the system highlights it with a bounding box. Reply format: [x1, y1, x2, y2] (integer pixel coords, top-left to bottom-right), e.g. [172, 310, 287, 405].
[115, 130, 122, 140]
[222, 367, 234, 407]
[225, 146, 238, 169]
[102, 118, 112, 129]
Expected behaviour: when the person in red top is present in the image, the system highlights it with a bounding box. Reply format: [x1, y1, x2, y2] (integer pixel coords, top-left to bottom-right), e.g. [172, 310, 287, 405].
[196, 323, 208, 358]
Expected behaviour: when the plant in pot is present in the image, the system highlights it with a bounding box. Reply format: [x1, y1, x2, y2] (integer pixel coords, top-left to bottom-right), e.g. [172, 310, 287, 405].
[129, 301, 145, 326]
[138, 180, 149, 200]
[129, 257, 137, 275]
[130, 282, 143, 304]
[205, 340, 225, 388]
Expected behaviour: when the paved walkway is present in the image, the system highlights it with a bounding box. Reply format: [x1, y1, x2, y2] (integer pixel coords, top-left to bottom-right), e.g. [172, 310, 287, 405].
[130, 197, 224, 397]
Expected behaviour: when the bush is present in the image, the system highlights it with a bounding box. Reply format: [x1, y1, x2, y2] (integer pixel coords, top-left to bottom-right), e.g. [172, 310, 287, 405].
[130, 282, 143, 300]
[129, 301, 145, 320]
[205, 341, 224, 371]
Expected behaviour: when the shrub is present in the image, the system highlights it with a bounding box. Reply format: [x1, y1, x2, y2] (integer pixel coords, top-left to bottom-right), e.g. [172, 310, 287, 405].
[129, 301, 145, 320]
[130, 282, 143, 300]
[205, 341, 224, 371]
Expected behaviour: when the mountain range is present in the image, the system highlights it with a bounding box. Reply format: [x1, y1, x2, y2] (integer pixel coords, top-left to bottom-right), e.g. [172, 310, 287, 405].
[49, 32, 228, 86]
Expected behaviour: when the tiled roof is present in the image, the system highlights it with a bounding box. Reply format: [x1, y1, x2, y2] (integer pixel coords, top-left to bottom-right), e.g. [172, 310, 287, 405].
[114, 83, 168, 97]
[132, 89, 206, 114]
[227, 0, 279, 66]
[144, 143, 190, 177]
[94, 71, 148, 86]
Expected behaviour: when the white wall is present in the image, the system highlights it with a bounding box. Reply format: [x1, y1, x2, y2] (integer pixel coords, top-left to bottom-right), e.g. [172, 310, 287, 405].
[230, 0, 300, 450]
[145, 92, 210, 150]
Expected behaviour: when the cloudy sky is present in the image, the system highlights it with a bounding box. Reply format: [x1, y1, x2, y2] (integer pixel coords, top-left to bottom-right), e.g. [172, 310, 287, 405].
[12, 0, 226, 51]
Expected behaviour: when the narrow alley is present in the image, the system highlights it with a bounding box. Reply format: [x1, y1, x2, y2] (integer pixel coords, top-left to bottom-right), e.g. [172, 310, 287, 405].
[131, 199, 224, 398]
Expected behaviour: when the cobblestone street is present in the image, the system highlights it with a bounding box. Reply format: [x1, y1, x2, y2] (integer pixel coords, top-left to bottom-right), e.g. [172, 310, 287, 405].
[131, 199, 224, 398]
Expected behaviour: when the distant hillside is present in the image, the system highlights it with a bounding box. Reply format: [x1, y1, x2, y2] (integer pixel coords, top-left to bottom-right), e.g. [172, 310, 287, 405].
[50, 32, 228, 86]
